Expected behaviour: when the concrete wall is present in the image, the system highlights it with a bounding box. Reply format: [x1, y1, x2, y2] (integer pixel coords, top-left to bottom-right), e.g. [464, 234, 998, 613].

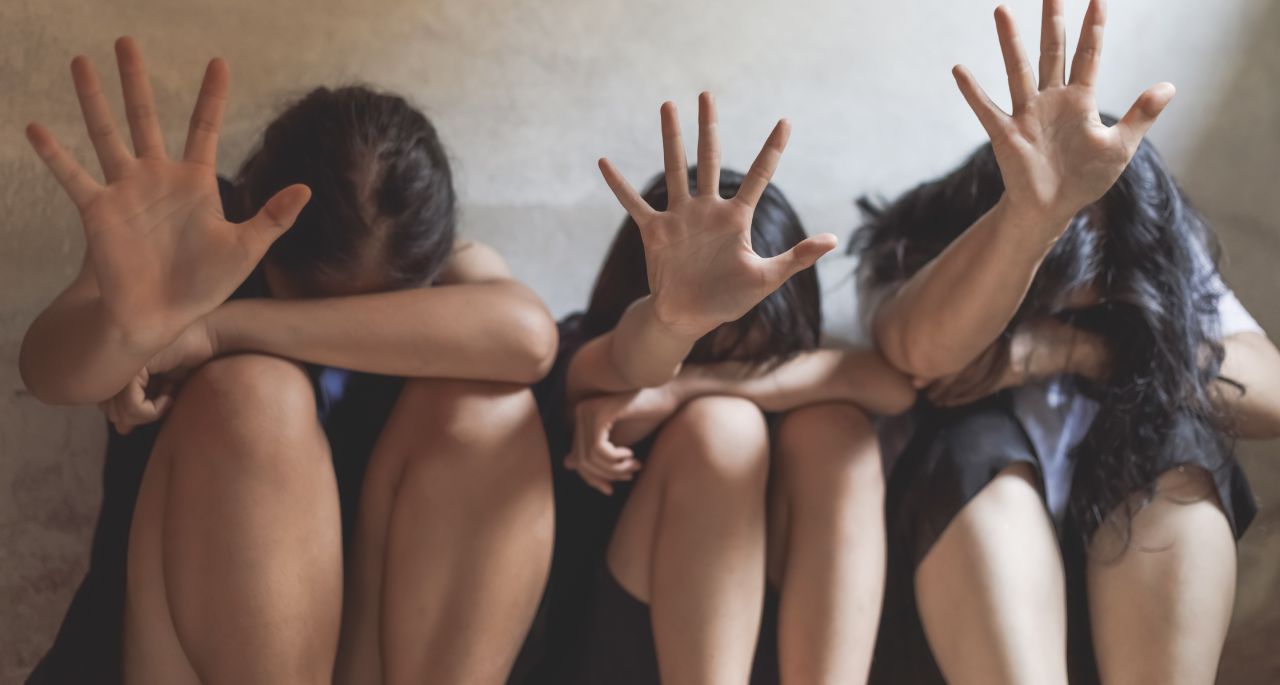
[1, 0, 1276, 681]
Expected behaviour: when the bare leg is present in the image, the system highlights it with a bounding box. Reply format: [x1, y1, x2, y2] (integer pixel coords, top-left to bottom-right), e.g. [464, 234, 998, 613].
[606, 395, 770, 685]
[336, 379, 554, 685]
[767, 402, 884, 684]
[123, 354, 343, 685]
[915, 462, 1068, 685]
[1088, 465, 1236, 685]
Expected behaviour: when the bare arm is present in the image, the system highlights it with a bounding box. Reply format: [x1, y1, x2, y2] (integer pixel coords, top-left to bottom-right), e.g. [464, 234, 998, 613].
[873, 200, 1064, 381]
[565, 93, 835, 403]
[19, 38, 307, 405]
[672, 348, 916, 417]
[208, 242, 557, 384]
[874, 0, 1175, 381]
[563, 348, 915, 494]
[920, 318, 1280, 440]
[1217, 332, 1280, 439]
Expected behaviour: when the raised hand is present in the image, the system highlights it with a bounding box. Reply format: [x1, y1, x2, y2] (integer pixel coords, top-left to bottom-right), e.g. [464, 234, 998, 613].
[598, 92, 838, 339]
[25, 37, 310, 350]
[953, 0, 1175, 228]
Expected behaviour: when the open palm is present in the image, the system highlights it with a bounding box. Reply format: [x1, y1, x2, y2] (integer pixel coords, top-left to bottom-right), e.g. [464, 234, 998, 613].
[953, 0, 1175, 226]
[599, 93, 837, 338]
[25, 37, 309, 347]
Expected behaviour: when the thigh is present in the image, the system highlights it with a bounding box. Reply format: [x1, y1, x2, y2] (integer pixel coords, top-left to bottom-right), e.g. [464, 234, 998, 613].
[124, 354, 341, 684]
[1087, 465, 1236, 685]
[875, 401, 1063, 685]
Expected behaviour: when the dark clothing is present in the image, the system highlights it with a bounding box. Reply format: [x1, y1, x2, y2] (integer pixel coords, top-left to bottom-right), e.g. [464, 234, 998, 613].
[26, 179, 406, 685]
[869, 393, 1256, 685]
[523, 314, 782, 685]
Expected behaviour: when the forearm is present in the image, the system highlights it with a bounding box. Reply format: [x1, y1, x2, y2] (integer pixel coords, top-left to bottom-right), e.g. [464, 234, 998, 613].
[874, 197, 1067, 381]
[566, 296, 701, 402]
[210, 282, 557, 384]
[20, 296, 159, 404]
[1215, 332, 1280, 439]
[673, 348, 917, 417]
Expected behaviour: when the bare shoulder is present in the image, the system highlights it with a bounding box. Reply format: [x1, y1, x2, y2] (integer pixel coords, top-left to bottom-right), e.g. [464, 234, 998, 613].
[435, 240, 513, 285]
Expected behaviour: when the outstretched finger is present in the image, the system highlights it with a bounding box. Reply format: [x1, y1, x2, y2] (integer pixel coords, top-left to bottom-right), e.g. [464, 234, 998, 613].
[952, 65, 1009, 140]
[994, 6, 1036, 112]
[183, 58, 230, 166]
[761, 233, 839, 289]
[71, 56, 133, 182]
[241, 184, 310, 253]
[735, 119, 790, 208]
[1038, 0, 1067, 88]
[1115, 82, 1175, 153]
[660, 101, 690, 203]
[598, 158, 654, 224]
[1069, 0, 1107, 88]
[115, 37, 167, 159]
[25, 123, 101, 209]
[696, 92, 721, 197]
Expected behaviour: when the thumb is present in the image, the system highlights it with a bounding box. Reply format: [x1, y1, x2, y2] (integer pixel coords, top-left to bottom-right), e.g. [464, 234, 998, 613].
[242, 183, 311, 253]
[1116, 82, 1175, 153]
[763, 233, 838, 288]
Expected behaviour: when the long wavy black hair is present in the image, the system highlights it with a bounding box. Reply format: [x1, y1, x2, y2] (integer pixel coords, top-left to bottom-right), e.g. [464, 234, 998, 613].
[583, 167, 822, 366]
[852, 117, 1235, 544]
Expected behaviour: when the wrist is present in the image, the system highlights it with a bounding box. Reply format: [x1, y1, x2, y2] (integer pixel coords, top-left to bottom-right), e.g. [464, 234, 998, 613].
[993, 195, 1077, 248]
[645, 295, 716, 341]
[1069, 332, 1112, 383]
[103, 302, 183, 358]
[203, 299, 252, 356]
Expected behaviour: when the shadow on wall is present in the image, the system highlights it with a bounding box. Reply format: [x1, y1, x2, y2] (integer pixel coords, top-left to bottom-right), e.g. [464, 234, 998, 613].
[1184, 2, 1280, 684]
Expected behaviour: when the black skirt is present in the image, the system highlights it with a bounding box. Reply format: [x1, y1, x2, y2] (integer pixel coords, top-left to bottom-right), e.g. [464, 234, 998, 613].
[869, 392, 1256, 685]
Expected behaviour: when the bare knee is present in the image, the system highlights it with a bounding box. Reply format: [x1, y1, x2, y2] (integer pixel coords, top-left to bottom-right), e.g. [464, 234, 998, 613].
[775, 402, 881, 491]
[656, 395, 770, 486]
[396, 376, 542, 450]
[965, 462, 1044, 520]
[160, 354, 324, 469]
[1092, 465, 1231, 561]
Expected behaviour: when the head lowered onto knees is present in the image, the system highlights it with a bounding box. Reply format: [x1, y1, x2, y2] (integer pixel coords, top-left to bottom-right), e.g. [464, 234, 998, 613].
[852, 115, 1233, 543]
[234, 85, 456, 297]
[584, 167, 822, 367]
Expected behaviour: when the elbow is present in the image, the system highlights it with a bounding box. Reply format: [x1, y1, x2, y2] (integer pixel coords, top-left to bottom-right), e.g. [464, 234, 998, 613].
[616, 363, 680, 391]
[881, 375, 919, 417]
[860, 354, 920, 418]
[876, 321, 954, 384]
[507, 302, 559, 384]
[19, 340, 83, 406]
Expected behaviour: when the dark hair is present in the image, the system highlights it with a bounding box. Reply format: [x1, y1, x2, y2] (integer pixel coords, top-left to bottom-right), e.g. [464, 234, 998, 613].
[235, 85, 456, 293]
[583, 168, 822, 365]
[852, 116, 1233, 544]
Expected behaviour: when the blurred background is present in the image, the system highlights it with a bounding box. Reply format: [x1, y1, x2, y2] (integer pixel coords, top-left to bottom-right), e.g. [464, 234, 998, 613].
[1, 0, 1276, 682]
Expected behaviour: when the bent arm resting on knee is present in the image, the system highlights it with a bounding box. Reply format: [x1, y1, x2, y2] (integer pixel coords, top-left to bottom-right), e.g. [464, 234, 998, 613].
[872, 200, 1066, 383]
[20, 264, 161, 405]
[673, 348, 916, 417]
[208, 242, 558, 384]
[565, 298, 703, 403]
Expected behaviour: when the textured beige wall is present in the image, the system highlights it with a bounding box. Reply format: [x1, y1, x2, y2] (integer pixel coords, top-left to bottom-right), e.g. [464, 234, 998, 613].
[1, 0, 1276, 682]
